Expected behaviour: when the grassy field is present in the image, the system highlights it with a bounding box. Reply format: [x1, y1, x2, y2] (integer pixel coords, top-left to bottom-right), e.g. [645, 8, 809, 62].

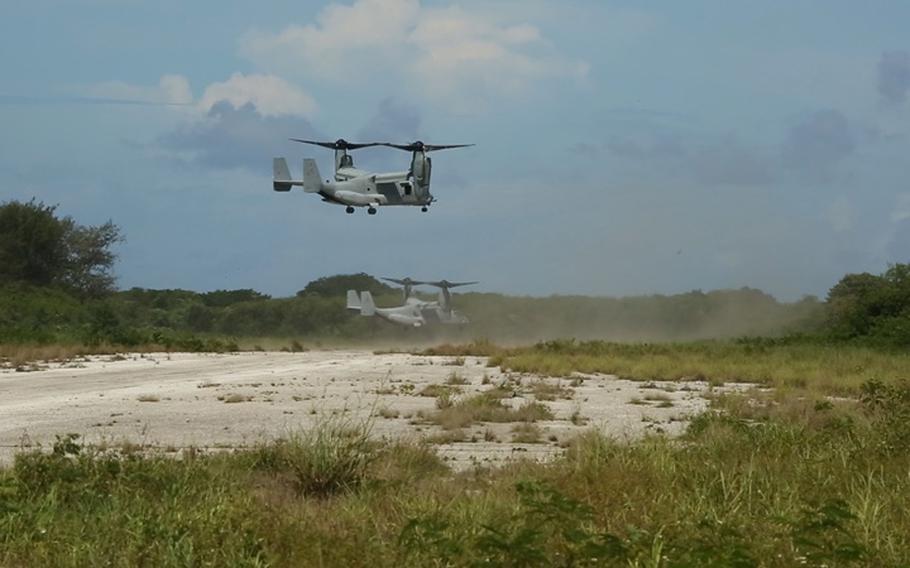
[427, 338, 910, 396]
[4, 338, 910, 564]
[2, 385, 909, 566]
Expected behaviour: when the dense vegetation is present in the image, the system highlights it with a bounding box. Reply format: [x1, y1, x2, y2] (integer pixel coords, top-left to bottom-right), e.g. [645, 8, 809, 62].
[2, 383, 909, 566]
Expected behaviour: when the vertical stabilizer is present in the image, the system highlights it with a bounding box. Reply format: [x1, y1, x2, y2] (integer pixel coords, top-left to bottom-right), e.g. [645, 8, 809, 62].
[273, 158, 293, 192]
[346, 290, 361, 311]
[303, 159, 323, 193]
[360, 291, 376, 316]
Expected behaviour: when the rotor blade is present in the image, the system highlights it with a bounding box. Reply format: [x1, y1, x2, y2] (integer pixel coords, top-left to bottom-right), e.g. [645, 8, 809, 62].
[381, 142, 474, 152]
[381, 277, 430, 286]
[381, 143, 420, 151]
[290, 139, 383, 150]
[425, 144, 475, 152]
[426, 280, 478, 289]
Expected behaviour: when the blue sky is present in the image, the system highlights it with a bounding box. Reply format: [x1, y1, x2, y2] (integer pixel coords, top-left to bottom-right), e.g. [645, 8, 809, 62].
[2, 0, 909, 300]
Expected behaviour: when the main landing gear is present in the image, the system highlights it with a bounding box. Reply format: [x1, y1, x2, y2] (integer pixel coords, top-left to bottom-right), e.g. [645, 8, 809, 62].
[421, 206, 428, 212]
[367, 207, 377, 215]
[345, 206, 355, 214]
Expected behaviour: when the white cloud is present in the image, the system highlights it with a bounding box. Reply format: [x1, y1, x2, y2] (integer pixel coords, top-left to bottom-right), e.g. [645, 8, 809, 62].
[240, 0, 587, 103]
[84, 73, 316, 117]
[197, 73, 317, 117]
[83, 74, 193, 105]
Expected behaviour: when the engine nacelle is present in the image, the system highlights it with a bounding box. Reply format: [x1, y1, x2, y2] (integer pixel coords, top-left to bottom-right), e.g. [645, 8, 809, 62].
[410, 153, 432, 189]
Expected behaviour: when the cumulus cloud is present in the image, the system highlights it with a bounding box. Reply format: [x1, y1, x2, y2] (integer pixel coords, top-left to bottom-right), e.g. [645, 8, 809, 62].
[240, 0, 587, 103]
[197, 73, 316, 117]
[782, 109, 855, 176]
[878, 50, 910, 105]
[159, 101, 319, 170]
[82, 74, 193, 105]
[85, 73, 316, 117]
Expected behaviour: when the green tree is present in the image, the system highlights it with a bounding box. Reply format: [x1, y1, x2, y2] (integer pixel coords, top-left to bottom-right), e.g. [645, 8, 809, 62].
[826, 263, 910, 344]
[0, 199, 123, 297]
[200, 289, 270, 307]
[297, 273, 393, 298]
[0, 200, 66, 286]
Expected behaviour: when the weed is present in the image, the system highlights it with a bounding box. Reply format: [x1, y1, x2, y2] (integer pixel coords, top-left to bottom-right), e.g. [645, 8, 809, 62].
[377, 407, 400, 419]
[417, 384, 461, 398]
[430, 392, 553, 430]
[511, 423, 543, 444]
[252, 418, 374, 497]
[569, 408, 589, 426]
[425, 429, 467, 445]
[644, 392, 672, 402]
[221, 393, 252, 403]
[528, 380, 573, 401]
[445, 371, 469, 385]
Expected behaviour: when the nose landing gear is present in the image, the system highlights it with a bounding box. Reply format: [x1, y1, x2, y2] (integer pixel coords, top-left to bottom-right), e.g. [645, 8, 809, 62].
[421, 206, 428, 212]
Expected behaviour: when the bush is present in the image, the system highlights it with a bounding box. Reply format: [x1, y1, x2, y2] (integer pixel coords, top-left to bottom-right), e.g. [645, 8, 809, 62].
[253, 419, 375, 496]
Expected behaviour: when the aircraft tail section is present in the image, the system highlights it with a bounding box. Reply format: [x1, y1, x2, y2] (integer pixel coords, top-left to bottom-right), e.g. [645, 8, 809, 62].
[273, 158, 301, 192]
[346, 290, 361, 311]
[303, 159, 322, 193]
[360, 291, 376, 316]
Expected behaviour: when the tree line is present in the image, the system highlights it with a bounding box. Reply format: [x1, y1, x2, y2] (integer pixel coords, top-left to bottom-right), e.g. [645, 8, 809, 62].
[1, 199, 907, 346]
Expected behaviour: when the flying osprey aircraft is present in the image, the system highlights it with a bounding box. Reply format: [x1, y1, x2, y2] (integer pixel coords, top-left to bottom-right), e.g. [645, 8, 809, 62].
[273, 139, 472, 214]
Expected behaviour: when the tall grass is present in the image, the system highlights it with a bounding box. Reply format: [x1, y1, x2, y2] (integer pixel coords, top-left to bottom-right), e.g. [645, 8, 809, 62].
[429, 338, 910, 395]
[3, 383, 910, 565]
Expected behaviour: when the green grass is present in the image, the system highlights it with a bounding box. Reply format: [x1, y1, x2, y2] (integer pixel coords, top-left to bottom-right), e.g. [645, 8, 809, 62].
[2, 385, 910, 566]
[429, 391, 554, 430]
[429, 338, 910, 396]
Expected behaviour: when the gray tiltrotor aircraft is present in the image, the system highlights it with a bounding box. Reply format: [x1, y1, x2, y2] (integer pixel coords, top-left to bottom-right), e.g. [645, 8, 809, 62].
[346, 277, 477, 327]
[273, 139, 472, 215]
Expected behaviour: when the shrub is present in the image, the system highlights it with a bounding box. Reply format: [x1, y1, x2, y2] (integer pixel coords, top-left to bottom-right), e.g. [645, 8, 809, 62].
[253, 419, 375, 496]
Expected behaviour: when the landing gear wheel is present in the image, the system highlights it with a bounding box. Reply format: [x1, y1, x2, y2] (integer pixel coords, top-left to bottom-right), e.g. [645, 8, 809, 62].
[367, 207, 377, 215]
[421, 206, 428, 212]
[345, 206, 355, 214]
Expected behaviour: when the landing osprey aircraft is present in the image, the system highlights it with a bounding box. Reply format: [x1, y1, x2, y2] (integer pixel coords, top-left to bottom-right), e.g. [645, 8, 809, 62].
[273, 139, 473, 214]
[346, 277, 477, 326]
